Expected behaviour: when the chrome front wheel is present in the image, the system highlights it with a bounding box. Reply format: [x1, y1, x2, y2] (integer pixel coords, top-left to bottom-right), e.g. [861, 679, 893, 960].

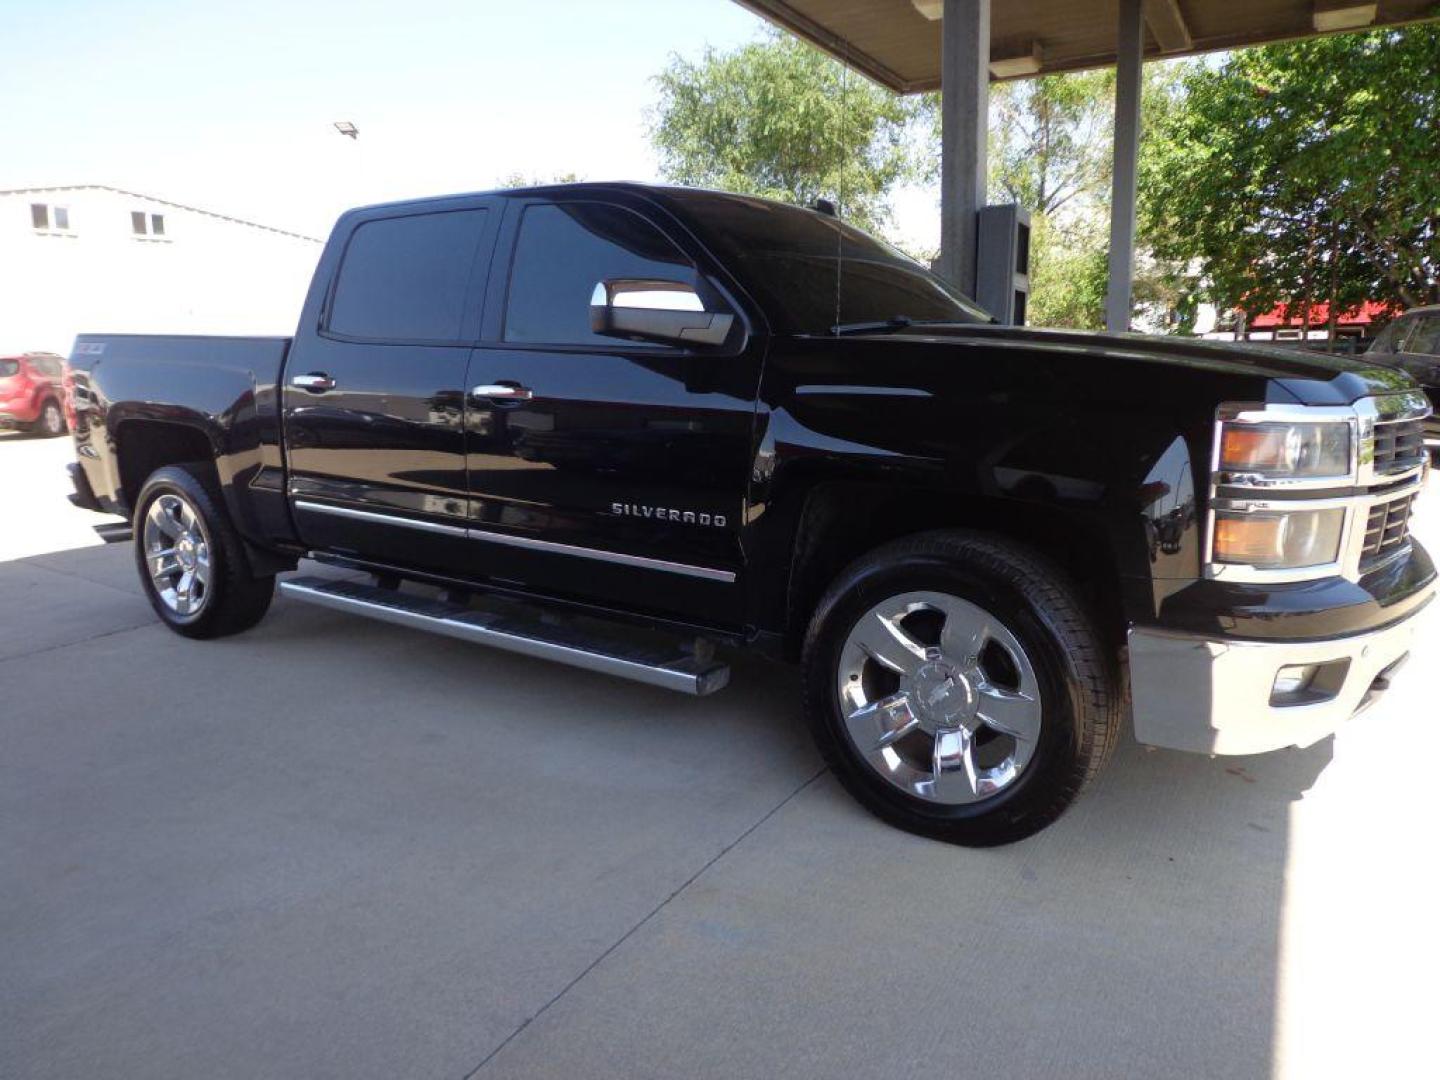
[142, 492, 213, 618]
[836, 590, 1042, 806]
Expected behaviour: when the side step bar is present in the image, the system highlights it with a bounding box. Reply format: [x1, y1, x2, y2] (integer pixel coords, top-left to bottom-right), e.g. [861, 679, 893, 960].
[278, 576, 730, 696]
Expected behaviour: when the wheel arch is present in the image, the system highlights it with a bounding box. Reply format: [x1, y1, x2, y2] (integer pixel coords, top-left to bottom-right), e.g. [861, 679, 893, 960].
[112, 418, 296, 575]
[778, 480, 1130, 661]
[113, 418, 218, 510]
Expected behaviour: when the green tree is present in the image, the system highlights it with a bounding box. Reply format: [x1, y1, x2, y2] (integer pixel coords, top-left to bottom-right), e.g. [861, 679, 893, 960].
[985, 71, 1115, 218]
[1140, 26, 1440, 337]
[983, 73, 1115, 328]
[649, 32, 918, 233]
[495, 171, 582, 189]
[1025, 216, 1110, 328]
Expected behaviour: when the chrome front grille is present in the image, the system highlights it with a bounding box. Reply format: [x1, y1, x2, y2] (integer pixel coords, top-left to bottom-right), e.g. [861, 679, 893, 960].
[1360, 491, 1417, 570]
[1372, 416, 1427, 476]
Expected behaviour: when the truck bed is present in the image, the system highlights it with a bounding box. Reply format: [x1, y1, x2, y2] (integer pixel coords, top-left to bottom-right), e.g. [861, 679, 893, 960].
[67, 333, 296, 554]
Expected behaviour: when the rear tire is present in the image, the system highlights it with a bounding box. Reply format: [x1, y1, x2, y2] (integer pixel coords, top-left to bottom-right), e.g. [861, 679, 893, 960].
[802, 530, 1121, 846]
[133, 464, 275, 639]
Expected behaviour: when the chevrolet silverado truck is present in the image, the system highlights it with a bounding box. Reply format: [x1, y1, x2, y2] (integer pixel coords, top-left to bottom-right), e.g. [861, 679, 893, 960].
[66, 183, 1435, 845]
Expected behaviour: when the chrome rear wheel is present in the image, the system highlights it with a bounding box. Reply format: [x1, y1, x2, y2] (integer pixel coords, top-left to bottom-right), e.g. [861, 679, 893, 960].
[142, 492, 213, 618]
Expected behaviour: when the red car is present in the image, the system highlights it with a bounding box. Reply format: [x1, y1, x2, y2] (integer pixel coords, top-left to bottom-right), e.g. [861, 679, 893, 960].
[0, 352, 68, 437]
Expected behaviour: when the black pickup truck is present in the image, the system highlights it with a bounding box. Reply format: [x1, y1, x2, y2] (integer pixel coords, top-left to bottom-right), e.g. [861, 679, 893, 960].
[67, 183, 1435, 845]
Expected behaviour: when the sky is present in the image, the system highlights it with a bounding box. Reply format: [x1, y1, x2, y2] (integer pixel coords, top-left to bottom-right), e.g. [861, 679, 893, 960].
[0, 0, 942, 247]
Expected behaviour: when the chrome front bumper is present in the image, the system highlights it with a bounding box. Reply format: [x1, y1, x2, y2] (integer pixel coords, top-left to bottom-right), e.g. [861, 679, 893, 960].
[1128, 597, 1432, 755]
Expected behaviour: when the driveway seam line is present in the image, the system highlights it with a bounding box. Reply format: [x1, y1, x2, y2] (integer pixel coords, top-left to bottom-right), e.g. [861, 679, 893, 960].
[19, 557, 142, 599]
[461, 765, 828, 1079]
[0, 620, 157, 667]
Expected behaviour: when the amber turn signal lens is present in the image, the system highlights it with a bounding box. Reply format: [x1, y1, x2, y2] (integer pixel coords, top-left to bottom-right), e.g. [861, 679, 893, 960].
[1217, 421, 1350, 477]
[1220, 427, 1282, 471]
[1213, 508, 1345, 569]
[1213, 515, 1285, 562]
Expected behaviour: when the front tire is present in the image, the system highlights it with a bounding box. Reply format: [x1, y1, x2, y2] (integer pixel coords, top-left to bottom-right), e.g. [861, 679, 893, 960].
[133, 464, 275, 639]
[802, 531, 1120, 846]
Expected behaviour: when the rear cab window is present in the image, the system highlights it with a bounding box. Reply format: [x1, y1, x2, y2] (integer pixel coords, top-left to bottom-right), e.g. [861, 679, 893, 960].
[327, 210, 490, 342]
[0, 359, 18, 378]
[503, 201, 717, 346]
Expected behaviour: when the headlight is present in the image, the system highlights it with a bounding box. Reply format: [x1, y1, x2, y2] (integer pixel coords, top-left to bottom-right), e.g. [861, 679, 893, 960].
[1218, 421, 1351, 479]
[1212, 508, 1345, 568]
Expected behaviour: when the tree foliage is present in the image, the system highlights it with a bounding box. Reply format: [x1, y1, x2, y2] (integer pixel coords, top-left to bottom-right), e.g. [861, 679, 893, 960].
[649, 32, 917, 232]
[495, 171, 582, 189]
[1025, 215, 1111, 328]
[986, 71, 1115, 218]
[1140, 26, 1440, 330]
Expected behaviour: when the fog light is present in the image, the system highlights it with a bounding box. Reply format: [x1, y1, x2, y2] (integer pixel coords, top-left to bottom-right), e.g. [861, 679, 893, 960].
[1270, 658, 1351, 706]
[1273, 664, 1318, 696]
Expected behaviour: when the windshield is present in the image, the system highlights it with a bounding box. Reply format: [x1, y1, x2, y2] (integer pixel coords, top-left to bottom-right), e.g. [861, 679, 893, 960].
[673, 192, 993, 334]
[0, 359, 18, 378]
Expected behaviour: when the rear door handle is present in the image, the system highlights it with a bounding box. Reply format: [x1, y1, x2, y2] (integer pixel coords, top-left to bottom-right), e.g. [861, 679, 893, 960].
[472, 383, 533, 402]
[292, 373, 335, 392]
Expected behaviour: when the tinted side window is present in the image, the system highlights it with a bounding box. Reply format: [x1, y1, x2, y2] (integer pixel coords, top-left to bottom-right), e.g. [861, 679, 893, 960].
[1371, 318, 1413, 355]
[1406, 316, 1440, 356]
[328, 210, 488, 342]
[505, 203, 701, 345]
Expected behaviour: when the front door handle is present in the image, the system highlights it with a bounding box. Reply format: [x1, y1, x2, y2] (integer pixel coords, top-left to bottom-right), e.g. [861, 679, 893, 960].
[472, 383, 533, 402]
[292, 373, 335, 392]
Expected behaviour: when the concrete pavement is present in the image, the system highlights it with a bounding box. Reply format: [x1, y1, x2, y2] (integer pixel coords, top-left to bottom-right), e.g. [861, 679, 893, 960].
[2, 433, 1436, 1079]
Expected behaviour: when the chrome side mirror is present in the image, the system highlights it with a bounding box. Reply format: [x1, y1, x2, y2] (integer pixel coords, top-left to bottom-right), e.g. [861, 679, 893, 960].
[589, 279, 735, 347]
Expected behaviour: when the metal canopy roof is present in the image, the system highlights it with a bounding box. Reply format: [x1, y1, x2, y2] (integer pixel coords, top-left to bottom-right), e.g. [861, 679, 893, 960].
[734, 0, 1440, 91]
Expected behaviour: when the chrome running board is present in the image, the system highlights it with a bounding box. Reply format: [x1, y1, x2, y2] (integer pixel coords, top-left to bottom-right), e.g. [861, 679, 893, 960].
[278, 576, 730, 696]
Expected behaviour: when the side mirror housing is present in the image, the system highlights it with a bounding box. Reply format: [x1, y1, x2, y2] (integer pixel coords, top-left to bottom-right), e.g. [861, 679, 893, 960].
[589, 279, 735, 347]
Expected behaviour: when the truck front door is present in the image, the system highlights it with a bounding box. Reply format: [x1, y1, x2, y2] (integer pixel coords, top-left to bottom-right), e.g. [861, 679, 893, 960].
[463, 195, 763, 627]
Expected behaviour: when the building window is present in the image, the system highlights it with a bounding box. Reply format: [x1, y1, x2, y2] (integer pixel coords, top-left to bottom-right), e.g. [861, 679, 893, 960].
[132, 210, 168, 239]
[29, 203, 72, 232]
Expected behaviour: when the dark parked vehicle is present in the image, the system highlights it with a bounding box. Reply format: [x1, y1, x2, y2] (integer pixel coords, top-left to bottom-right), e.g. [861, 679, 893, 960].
[1367, 305, 1440, 453]
[67, 184, 1435, 845]
[0, 351, 68, 436]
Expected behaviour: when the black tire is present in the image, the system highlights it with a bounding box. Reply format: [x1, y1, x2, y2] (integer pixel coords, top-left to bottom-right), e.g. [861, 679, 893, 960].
[801, 530, 1121, 846]
[35, 399, 65, 437]
[133, 463, 275, 639]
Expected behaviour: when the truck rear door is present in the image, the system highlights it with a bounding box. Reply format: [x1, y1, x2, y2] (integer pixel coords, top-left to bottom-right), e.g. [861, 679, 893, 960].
[282, 200, 498, 574]
[463, 193, 763, 626]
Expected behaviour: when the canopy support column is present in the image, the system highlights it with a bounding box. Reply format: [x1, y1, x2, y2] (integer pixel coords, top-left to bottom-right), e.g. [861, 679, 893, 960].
[938, 0, 990, 297]
[1106, 0, 1144, 332]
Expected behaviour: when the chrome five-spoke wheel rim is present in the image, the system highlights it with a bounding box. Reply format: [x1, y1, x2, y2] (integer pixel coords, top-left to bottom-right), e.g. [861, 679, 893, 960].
[837, 591, 1043, 805]
[143, 493, 212, 617]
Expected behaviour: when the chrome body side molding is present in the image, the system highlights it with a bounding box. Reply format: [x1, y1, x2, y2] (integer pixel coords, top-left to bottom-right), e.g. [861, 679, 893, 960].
[292, 498, 736, 582]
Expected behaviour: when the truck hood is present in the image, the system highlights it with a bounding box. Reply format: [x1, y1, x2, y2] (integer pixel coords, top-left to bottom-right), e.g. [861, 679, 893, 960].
[874, 324, 1414, 406]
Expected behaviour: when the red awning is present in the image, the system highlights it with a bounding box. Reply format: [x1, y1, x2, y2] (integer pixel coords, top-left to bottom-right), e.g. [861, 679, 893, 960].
[1249, 300, 1397, 329]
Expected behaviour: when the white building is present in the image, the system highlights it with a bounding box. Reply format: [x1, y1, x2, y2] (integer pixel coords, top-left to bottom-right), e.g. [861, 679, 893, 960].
[0, 185, 323, 355]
